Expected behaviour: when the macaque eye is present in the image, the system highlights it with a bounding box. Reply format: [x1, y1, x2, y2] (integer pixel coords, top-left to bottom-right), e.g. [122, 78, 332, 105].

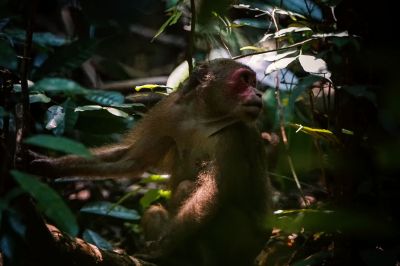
[240, 72, 256, 87]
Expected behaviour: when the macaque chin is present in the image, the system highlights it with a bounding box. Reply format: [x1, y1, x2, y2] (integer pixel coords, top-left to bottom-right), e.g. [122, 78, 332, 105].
[31, 58, 272, 266]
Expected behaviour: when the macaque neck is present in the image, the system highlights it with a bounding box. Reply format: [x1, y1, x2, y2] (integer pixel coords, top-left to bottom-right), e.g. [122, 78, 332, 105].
[199, 115, 240, 137]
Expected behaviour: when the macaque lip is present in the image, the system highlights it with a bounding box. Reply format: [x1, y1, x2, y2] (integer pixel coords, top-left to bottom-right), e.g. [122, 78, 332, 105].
[242, 99, 263, 109]
[243, 104, 262, 118]
[245, 106, 262, 114]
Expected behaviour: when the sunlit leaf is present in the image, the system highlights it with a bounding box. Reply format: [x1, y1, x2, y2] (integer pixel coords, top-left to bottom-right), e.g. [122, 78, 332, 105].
[80, 201, 140, 221]
[166, 60, 189, 90]
[135, 84, 171, 92]
[265, 56, 298, 74]
[240, 46, 265, 52]
[289, 123, 340, 144]
[263, 49, 298, 61]
[25, 134, 92, 157]
[104, 107, 129, 118]
[140, 189, 162, 209]
[12, 170, 78, 236]
[75, 105, 103, 111]
[341, 128, 354, 135]
[274, 26, 312, 38]
[75, 105, 129, 118]
[299, 54, 331, 80]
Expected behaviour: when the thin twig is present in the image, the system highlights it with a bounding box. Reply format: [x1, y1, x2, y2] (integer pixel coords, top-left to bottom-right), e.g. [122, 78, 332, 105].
[270, 9, 307, 205]
[15, 0, 37, 169]
[187, 0, 196, 74]
[308, 91, 327, 190]
[233, 38, 315, 60]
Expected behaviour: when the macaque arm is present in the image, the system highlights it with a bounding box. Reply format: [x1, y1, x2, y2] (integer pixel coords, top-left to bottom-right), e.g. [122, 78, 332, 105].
[31, 135, 175, 179]
[154, 170, 219, 254]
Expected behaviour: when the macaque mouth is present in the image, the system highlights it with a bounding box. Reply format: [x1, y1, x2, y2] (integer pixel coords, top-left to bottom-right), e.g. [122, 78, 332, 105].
[242, 99, 263, 109]
[242, 100, 263, 117]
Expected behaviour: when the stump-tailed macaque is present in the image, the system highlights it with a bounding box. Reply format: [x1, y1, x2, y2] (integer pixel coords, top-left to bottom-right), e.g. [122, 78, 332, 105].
[31, 59, 272, 266]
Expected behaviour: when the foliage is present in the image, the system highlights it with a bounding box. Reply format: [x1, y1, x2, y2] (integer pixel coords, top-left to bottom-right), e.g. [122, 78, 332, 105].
[0, 0, 399, 265]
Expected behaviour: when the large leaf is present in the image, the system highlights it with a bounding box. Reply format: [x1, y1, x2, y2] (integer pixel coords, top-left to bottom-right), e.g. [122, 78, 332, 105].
[75, 105, 129, 118]
[25, 134, 92, 158]
[35, 39, 97, 77]
[80, 201, 140, 221]
[5, 28, 68, 47]
[288, 75, 322, 111]
[82, 229, 113, 250]
[62, 98, 79, 132]
[29, 93, 51, 104]
[265, 56, 298, 74]
[33, 78, 88, 95]
[263, 49, 298, 62]
[140, 189, 170, 209]
[0, 39, 17, 70]
[166, 60, 189, 90]
[299, 54, 331, 80]
[11, 171, 78, 236]
[85, 90, 125, 106]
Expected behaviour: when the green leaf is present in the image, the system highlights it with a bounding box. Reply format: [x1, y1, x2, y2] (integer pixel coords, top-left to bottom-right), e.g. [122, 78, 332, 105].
[85, 90, 125, 106]
[82, 229, 113, 250]
[24, 134, 92, 158]
[0, 39, 17, 70]
[80, 201, 140, 221]
[140, 189, 162, 209]
[29, 93, 51, 104]
[62, 98, 79, 132]
[135, 84, 171, 92]
[44, 105, 65, 135]
[289, 123, 340, 144]
[288, 75, 322, 111]
[11, 170, 78, 236]
[34, 78, 88, 95]
[153, 8, 182, 40]
[233, 18, 270, 29]
[5, 29, 68, 47]
[35, 39, 97, 77]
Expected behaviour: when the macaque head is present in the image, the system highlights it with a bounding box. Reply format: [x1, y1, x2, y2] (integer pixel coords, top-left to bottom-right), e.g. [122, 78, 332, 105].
[184, 59, 263, 123]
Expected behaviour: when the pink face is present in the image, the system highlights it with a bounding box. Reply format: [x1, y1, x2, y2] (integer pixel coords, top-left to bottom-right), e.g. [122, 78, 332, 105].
[227, 67, 263, 121]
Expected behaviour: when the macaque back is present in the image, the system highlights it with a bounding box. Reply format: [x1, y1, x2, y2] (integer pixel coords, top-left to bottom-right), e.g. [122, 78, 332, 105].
[31, 58, 272, 266]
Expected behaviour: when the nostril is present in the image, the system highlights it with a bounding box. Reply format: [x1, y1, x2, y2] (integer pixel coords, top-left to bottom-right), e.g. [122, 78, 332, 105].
[255, 90, 263, 98]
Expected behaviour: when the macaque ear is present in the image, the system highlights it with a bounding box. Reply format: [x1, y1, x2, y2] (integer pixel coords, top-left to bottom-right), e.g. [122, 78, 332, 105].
[181, 63, 210, 94]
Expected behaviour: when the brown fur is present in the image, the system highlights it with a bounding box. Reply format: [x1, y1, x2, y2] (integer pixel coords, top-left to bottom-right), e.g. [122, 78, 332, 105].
[31, 59, 272, 266]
